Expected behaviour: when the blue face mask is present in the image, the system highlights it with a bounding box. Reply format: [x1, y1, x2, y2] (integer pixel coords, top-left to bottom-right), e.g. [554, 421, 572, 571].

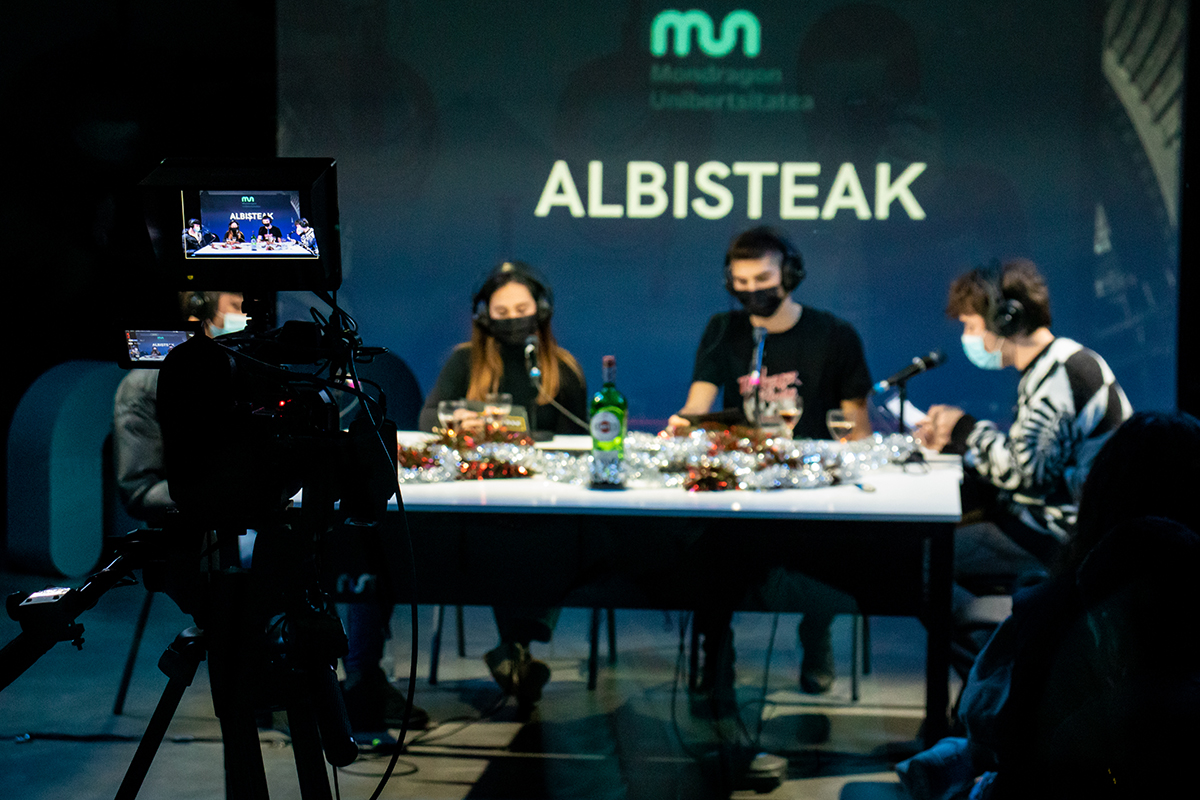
[962, 335, 1002, 370]
[208, 312, 249, 338]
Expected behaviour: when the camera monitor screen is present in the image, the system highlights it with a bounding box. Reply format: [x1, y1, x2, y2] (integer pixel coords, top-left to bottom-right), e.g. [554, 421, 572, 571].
[141, 158, 340, 291]
[188, 191, 319, 259]
[124, 329, 195, 365]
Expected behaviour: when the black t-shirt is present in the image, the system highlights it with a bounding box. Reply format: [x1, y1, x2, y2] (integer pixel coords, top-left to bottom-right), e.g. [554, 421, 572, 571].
[691, 307, 872, 439]
[418, 342, 589, 435]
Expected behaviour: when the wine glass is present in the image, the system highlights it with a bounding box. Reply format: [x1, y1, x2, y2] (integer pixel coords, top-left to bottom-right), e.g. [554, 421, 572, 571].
[484, 392, 513, 431]
[777, 395, 803, 438]
[826, 409, 854, 443]
[437, 399, 466, 432]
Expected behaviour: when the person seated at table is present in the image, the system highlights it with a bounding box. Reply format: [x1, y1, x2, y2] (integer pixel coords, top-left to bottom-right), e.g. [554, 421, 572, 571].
[669, 226, 873, 703]
[419, 260, 588, 709]
[114, 291, 428, 734]
[224, 220, 245, 243]
[183, 219, 214, 253]
[419, 260, 588, 436]
[897, 410, 1200, 799]
[915, 260, 1132, 668]
[256, 214, 282, 243]
[291, 217, 318, 255]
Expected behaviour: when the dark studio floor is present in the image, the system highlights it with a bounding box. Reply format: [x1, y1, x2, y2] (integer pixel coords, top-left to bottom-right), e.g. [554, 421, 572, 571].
[0, 566, 943, 799]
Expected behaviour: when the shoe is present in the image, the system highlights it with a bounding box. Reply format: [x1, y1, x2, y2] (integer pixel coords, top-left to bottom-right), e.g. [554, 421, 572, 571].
[484, 642, 551, 709]
[798, 618, 834, 695]
[343, 669, 429, 731]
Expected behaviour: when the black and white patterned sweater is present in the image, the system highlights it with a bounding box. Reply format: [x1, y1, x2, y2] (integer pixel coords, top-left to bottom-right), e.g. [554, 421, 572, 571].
[948, 337, 1132, 543]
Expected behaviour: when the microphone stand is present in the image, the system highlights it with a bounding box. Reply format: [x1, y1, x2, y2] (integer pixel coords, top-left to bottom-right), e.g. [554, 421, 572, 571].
[524, 337, 542, 436]
[891, 376, 928, 465]
[895, 376, 910, 435]
[748, 327, 767, 428]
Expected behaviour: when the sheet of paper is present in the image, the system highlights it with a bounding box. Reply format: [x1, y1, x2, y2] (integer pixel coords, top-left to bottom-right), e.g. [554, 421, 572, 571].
[885, 394, 928, 425]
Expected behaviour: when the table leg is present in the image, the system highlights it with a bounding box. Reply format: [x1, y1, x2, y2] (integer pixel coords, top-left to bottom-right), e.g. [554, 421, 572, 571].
[923, 523, 954, 747]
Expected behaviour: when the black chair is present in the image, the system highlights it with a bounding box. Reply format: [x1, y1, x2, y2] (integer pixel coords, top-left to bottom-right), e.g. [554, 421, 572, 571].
[427, 605, 617, 690]
[347, 350, 423, 431]
[688, 612, 873, 702]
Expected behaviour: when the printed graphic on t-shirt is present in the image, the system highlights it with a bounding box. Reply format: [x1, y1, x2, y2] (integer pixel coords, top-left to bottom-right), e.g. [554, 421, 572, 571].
[737, 368, 798, 420]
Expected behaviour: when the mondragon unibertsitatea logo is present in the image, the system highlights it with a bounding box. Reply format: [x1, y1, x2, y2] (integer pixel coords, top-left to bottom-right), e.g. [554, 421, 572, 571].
[650, 9, 760, 58]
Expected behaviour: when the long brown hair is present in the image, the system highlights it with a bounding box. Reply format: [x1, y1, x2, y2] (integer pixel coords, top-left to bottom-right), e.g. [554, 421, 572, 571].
[463, 263, 582, 403]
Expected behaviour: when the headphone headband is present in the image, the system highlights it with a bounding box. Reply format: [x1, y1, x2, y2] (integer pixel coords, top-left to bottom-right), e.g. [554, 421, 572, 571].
[724, 227, 806, 293]
[981, 262, 1025, 337]
[471, 261, 554, 329]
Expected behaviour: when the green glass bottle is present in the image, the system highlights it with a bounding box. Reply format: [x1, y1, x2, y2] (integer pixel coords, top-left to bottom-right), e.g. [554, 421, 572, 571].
[589, 355, 627, 488]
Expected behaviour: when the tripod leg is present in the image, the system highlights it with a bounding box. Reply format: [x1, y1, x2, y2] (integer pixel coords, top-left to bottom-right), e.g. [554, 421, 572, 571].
[216, 705, 271, 800]
[115, 627, 205, 800]
[114, 590, 155, 715]
[286, 692, 335, 800]
[206, 570, 271, 800]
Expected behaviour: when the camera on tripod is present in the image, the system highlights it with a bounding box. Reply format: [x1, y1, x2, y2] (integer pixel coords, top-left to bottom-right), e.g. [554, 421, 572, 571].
[4, 158, 409, 798]
[136, 157, 396, 529]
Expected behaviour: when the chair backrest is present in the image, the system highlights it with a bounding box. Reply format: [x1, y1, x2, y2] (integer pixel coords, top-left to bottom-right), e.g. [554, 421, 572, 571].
[7, 360, 127, 576]
[102, 432, 142, 541]
[349, 351, 423, 431]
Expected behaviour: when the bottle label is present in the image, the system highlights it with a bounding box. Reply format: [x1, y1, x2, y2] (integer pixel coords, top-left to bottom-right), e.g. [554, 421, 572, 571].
[590, 410, 622, 444]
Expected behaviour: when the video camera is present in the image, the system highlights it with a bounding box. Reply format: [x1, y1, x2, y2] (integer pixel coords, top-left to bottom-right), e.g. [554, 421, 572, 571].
[134, 157, 396, 529]
[5, 159, 412, 795]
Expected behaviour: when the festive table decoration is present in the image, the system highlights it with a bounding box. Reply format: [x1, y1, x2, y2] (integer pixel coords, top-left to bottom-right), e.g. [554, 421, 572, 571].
[397, 427, 920, 490]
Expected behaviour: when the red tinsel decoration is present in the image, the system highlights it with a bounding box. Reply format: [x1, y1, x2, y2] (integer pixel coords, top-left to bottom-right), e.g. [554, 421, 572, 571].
[434, 427, 534, 451]
[684, 465, 737, 492]
[397, 446, 439, 469]
[459, 461, 531, 480]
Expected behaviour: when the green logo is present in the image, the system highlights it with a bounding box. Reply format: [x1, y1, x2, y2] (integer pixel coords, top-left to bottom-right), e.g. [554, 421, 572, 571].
[241, 196, 255, 203]
[650, 9, 760, 58]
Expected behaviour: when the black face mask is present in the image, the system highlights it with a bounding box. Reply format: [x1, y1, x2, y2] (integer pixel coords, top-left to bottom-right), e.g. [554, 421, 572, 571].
[488, 315, 539, 346]
[734, 286, 785, 318]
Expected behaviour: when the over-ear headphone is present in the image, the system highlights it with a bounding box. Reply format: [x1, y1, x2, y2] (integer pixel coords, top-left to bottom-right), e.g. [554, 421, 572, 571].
[724, 227, 806, 293]
[181, 291, 220, 323]
[982, 262, 1025, 338]
[471, 261, 554, 330]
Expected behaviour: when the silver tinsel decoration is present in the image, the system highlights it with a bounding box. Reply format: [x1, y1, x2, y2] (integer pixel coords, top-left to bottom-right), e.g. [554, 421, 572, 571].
[395, 431, 922, 490]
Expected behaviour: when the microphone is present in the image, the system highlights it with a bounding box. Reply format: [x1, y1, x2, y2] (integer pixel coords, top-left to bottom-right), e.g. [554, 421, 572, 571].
[748, 327, 767, 424]
[873, 350, 947, 393]
[521, 334, 588, 434]
[748, 327, 767, 385]
[524, 335, 542, 388]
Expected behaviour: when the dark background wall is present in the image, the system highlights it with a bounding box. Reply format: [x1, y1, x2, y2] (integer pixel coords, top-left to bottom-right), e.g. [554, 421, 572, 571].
[2, 0, 1197, 564]
[272, 0, 1191, 427]
[2, 1, 277, 560]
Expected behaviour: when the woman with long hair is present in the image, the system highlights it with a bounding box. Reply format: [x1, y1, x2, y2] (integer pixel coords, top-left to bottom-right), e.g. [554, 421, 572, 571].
[419, 261, 588, 710]
[419, 260, 587, 434]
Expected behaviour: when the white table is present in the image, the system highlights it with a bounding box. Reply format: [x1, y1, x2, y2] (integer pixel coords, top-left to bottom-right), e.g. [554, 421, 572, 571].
[337, 434, 962, 744]
[392, 433, 961, 520]
[193, 241, 312, 256]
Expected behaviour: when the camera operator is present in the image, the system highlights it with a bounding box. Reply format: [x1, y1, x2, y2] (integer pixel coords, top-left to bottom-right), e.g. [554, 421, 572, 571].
[112, 291, 427, 732]
[113, 292, 248, 523]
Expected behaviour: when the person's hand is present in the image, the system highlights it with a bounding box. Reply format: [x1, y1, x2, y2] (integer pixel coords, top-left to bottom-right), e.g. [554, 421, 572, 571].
[914, 404, 964, 452]
[454, 408, 485, 433]
[665, 414, 692, 436]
